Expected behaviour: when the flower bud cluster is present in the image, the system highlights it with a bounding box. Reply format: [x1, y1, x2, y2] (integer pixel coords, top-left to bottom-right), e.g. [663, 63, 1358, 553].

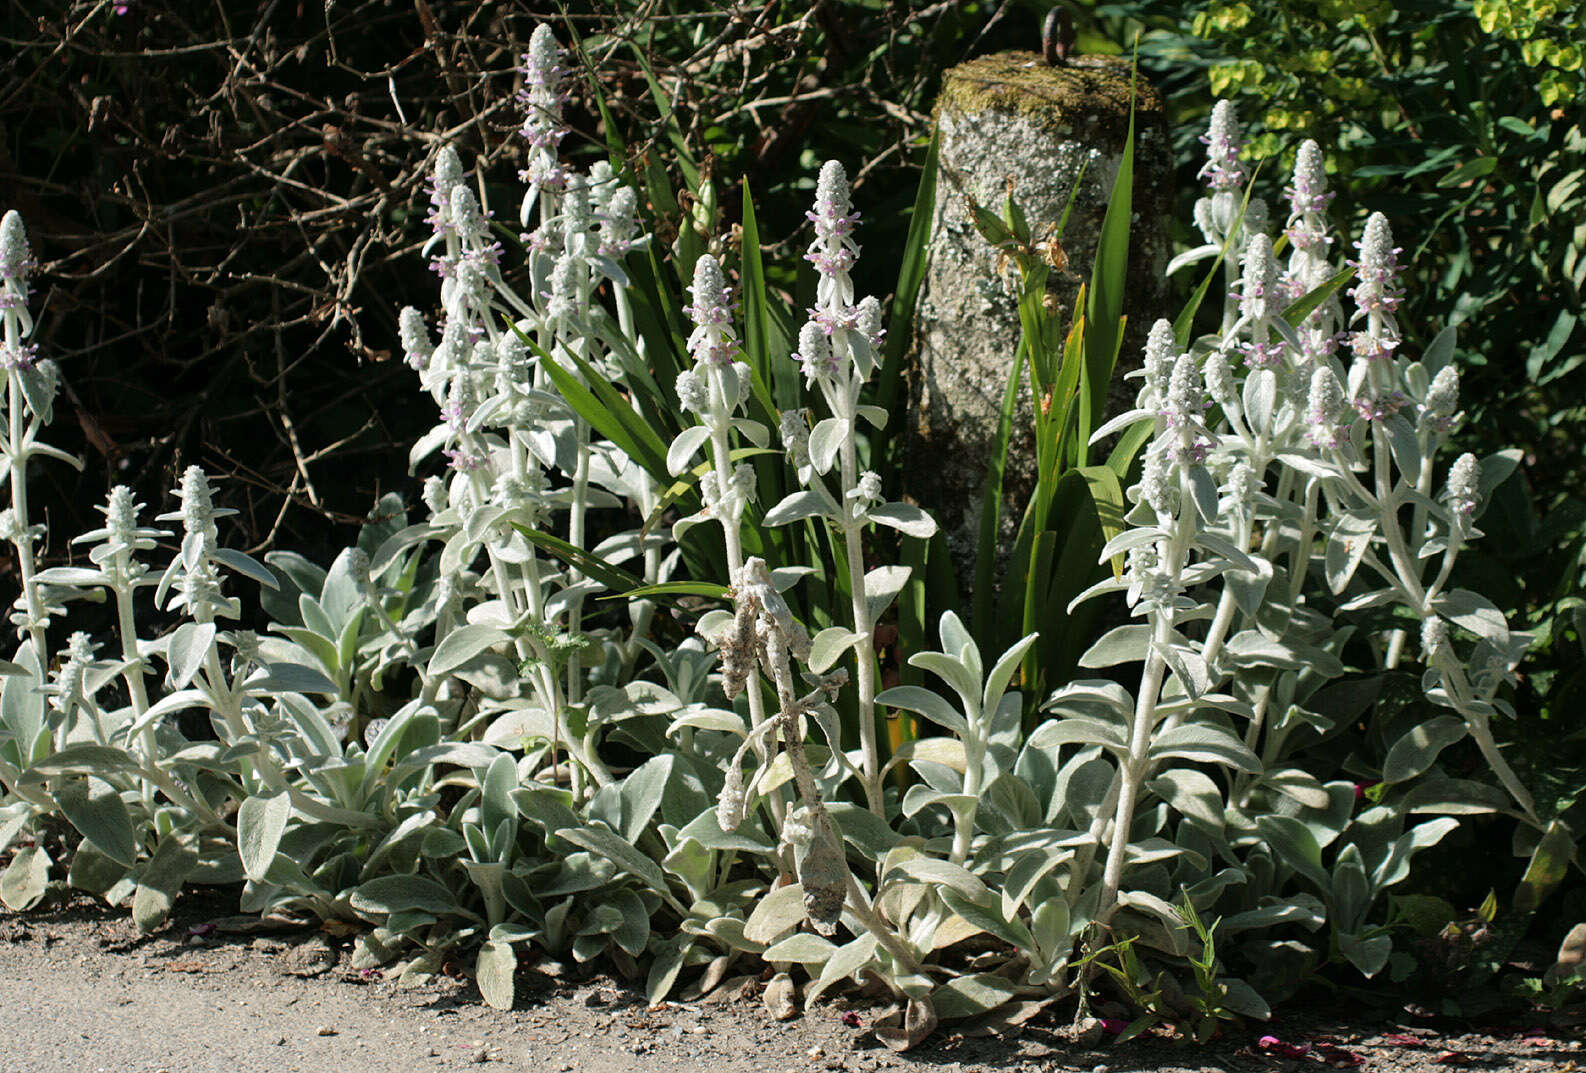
[684, 256, 739, 367]
[517, 23, 570, 217]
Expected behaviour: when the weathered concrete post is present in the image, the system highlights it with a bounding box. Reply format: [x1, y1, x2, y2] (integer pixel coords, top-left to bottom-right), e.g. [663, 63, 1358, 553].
[906, 49, 1173, 582]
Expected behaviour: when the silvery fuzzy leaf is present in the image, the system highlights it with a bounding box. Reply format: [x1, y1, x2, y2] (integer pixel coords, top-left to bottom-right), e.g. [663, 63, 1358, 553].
[1382, 715, 1468, 785]
[760, 489, 832, 527]
[677, 809, 776, 854]
[1337, 587, 1397, 612]
[1223, 560, 1272, 618]
[1261, 768, 1332, 810]
[1338, 930, 1393, 977]
[1404, 361, 1430, 399]
[1370, 817, 1460, 891]
[3, 845, 53, 911]
[1324, 513, 1377, 595]
[864, 565, 912, 623]
[887, 856, 991, 903]
[1147, 768, 1226, 833]
[1423, 324, 1457, 376]
[763, 933, 838, 966]
[1001, 847, 1072, 919]
[731, 418, 770, 448]
[857, 404, 888, 428]
[1053, 752, 1115, 827]
[475, 940, 516, 1010]
[1089, 407, 1155, 444]
[1255, 814, 1329, 890]
[666, 425, 712, 477]
[1400, 777, 1509, 816]
[1043, 679, 1134, 718]
[1218, 978, 1272, 1019]
[1331, 843, 1372, 931]
[876, 684, 968, 735]
[237, 791, 292, 882]
[869, 502, 938, 539]
[745, 882, 808, 945]
[1150, 723, 1260, 773]
[1244, 369, 1277, 435]
[1188, 465, 1220, 525]
[555, 824, 672, 896]
[1196, 532, 1261, 574]
[428, 623, 511, 677]
[133, 834, 198, 933]
[900, 784, 976, 819]
[809, 417, 844, 474]
[827, 802, 903, 857]
[1123, 837, 1207, 870]
[805, 932, 879, 1007]
[1275, 451, 1336, 479]
[55, 776, 138, 869]
[929, 970, 1023, 1021]
[771, 565, 815, 592]
[408, 425, 449, 472]
[1027, 715, 1128, 753]
[1099, 526, 1166, 562]
[1220, 896, 1326, 934]
[1478, 449, 1521, 501]
[1079, 625, 1151, 669]
[1156, 641, 1211, 699]
[1224, 630, 1305, 670]
[1384, 414, 1422, 483]
[1431, 588, 1510, 645]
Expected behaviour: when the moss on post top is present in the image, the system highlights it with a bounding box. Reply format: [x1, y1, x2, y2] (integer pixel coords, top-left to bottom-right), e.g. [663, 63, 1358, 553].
[936, 51, 1164, 144]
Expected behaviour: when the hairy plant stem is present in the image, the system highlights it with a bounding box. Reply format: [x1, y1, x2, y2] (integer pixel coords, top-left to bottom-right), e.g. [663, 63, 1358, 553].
[4, 368, 47, 669]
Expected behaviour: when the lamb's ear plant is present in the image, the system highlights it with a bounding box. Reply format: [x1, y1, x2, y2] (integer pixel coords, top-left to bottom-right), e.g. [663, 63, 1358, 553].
[0, 27, 1565, 1049]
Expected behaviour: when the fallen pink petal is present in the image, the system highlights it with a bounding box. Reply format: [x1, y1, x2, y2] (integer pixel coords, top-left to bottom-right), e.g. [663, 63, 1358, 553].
[1259, 1034, 1312, 1059]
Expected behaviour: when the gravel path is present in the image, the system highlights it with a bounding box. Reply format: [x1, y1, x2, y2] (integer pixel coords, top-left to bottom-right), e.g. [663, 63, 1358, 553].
[1, 892, 1579, 1073]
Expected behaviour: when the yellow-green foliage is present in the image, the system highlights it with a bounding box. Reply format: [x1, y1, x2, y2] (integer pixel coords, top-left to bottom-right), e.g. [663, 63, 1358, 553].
[1475, 0, 1583, 104]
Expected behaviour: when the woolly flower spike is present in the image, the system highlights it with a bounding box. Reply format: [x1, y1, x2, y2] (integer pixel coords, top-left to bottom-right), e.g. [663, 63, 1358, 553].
[806, 160, 860, 307]
[1163, 353, 1211, 464]
[1203, 350, 1236, 408]
[780, 410, 812, 474]
[398, 307, 432, 370]
[81, 485, 163, 577]
[427, 147, 466, 239]
[600, 186, 642, 258]
[794, 320, 837, 384]
[1421, 366, 1460, 433]
[1227, 461, 1256, 516]
[1198, 100, 1245, 192]
[675, 369, 708, 415]
[856, 295, 884, 349]
[1305, 367, 1348, 449]
[1445, 452, 1481, 519]
[847, 470, 883, 516]
[49, 631, 97, 725]
[1286, 140, 1332, 218]
[1421, 616, 1450, 662]
[1139, 447, 1175, 516]
[518, 27, 568, 153]
[177, 466, 219, 548]
[1142, 319, 1177, 408]
[0, 210, 32, 279]
[546, 254, 582, 325]
[684, 255, 738, 366]
[1350, 212, 1403, 320]
[1238, 233, 1280, 321]
[0, 209, 35, 315]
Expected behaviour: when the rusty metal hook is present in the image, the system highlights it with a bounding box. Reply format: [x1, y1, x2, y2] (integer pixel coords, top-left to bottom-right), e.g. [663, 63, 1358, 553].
[1042, 7, 1074, 67]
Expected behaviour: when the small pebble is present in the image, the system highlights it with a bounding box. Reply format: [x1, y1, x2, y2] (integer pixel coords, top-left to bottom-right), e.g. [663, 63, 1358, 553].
[316, 1026, 337, 1037]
